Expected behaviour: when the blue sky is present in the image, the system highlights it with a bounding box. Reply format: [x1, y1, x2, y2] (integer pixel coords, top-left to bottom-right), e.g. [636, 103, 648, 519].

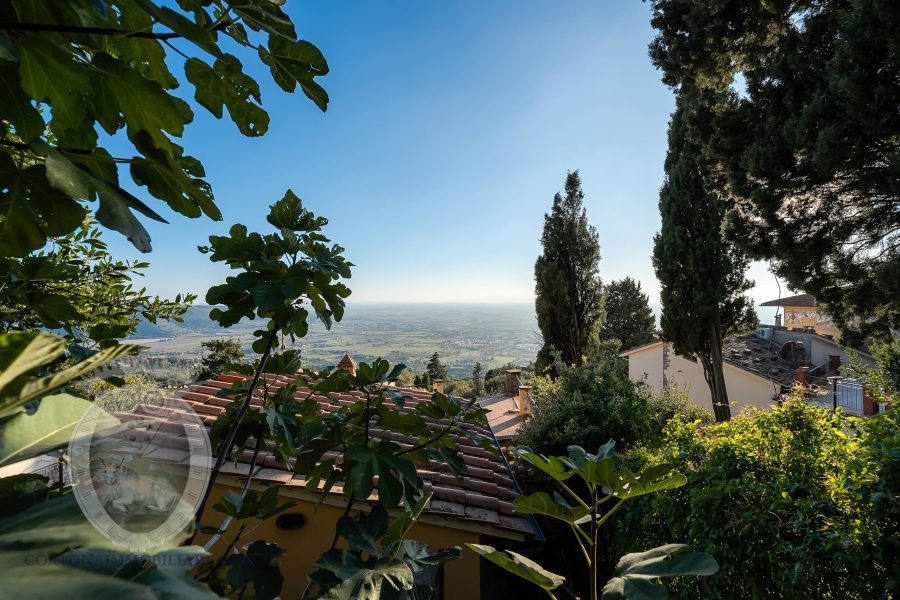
[105, 0, 785, 317]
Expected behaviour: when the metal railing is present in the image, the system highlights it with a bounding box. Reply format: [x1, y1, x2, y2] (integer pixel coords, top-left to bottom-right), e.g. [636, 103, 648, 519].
[24, 457, 71, 487]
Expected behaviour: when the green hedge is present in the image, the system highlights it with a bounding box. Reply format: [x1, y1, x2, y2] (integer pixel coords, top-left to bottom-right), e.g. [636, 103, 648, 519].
[611, 400, 898, 598]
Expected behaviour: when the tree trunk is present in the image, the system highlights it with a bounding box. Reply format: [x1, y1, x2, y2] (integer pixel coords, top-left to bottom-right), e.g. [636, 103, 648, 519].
[700, 325, 731, 421]
[709, 341, 731, 422]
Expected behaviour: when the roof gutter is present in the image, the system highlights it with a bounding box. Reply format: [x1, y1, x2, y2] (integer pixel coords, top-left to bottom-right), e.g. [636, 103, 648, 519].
[485, 420, 546, 542]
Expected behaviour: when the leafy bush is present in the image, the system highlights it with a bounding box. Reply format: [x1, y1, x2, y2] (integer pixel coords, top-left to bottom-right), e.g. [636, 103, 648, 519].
[195, 338, 245, 382]
[518, 350, 710, 456]
[611, 398, 899, 598]
[647, 384, 712, 436]
[83, 373, 161, 414]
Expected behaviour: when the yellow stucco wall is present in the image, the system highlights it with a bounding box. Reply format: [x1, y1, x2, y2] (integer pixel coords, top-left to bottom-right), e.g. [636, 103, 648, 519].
[626, 345, 781, 415]
[201, 482, 481, 600]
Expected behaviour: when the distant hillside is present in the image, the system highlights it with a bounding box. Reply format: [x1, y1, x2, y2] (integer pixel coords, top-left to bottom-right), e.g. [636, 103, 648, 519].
[131, 305, 254, 338]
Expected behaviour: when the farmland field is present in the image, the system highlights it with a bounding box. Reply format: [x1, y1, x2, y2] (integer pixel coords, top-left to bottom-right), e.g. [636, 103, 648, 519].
[125, 303, 539, 382]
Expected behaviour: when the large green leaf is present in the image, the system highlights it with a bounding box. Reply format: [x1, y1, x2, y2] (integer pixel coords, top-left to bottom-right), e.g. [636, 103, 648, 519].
[0, 332, 65, 392]
[0, 473, 49, 517]
[606, 467, 687, 501]
[224, 540, 285, 600]
[130, 130, 220, 221]
[17, 35, 91, 125]
[132, 0, 220, 58]
[315, 551, 414, 600]
[0, 393, 95, 467]
[466, 544, 564, 592]
[0, 493, 212, 598]
[1, 340, 139, 415]
[258, 36, 329, 110]
[383, 493, 432, 550]
[395, 540, 460, 571]
[91, 52, 190, 145]
[514, 492, 590, 525]
[37, 141, 168, 253]
[344, 443, 418, 507]
[601, 544, 719, 600]
[0, 63, 44, 140]
[0, 155, 87, 257]
[233, 2, 297, 40]
[184, 55, 269, 136]
[513, 447, 576, 482]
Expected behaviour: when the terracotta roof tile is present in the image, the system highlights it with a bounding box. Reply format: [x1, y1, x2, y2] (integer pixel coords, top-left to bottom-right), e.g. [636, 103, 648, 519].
[159, 372, 534, 537]
[465, 492, 501, 511]
[464, 506, 500, 524]
[429, 500, 466, 517]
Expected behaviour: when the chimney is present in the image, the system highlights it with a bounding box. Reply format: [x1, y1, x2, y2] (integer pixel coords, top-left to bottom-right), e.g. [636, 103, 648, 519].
[505, 369, 522, 395]
[862, 386, 876, 416]
[828, 355, 842, 373]
[795, 366, 810, 387]
[432, 379, 444, 394]
[517, 385, 533, 416]
[336, 353, 357, 376]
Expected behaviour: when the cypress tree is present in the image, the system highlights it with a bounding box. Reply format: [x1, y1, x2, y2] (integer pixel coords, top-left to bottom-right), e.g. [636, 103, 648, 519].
[600, 277, 656, 351]
[472, 362, 483, 396]
[652, 96, 757, 422]
[534, 170, 606, 370]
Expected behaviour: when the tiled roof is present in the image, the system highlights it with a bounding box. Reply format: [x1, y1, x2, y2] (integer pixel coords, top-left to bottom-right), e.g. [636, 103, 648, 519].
[722, 334, 796, 387]
[118, 373, 534, 537]
[760, 293, 816, 307]
[479, 395, 527, 441]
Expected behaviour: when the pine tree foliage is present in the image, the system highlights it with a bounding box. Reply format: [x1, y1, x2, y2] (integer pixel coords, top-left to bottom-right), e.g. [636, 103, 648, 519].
[535, 171, 606, 369]
[652, 97, 757, 422]
[195, 337, 244, 381]
[648, 0, 900, 344]
[600, 277, 656, 351]
[426, 352, 447, 381]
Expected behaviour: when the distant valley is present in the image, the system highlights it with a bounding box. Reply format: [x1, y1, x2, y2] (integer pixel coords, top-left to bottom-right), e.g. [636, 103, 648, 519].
[125, 303, 540, 383]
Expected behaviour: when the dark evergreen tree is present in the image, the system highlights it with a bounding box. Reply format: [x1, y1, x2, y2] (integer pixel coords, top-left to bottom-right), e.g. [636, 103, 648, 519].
[472, 362, 483, 396]
[600, 278, 656, 351]
[195, 338, 244, 382]
[426, 352, 447, 381]
[648, 0, 900, 344]
[534, 171, 606, 370]
[653, 97, 757, 422]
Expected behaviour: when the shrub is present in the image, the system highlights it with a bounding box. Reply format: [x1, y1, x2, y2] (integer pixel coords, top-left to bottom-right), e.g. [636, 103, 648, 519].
[518, 350, 709, 455]
[611, 398, 899, 598]
[648, 384, 712, 435]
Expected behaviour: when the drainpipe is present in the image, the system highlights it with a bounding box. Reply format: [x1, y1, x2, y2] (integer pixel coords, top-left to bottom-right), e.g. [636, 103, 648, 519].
[827, 376, 839, 412]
